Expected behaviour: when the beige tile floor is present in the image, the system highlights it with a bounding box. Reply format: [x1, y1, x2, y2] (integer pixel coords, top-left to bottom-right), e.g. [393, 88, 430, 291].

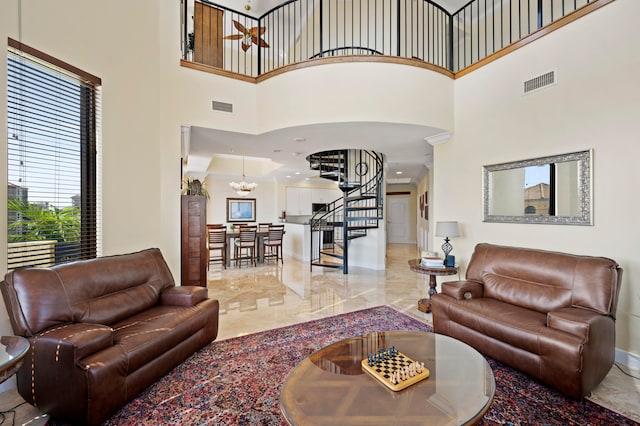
[2, 243, 638, 424]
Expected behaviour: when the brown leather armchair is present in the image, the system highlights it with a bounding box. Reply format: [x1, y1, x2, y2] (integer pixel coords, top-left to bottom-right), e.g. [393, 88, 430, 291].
[1, 248, 219, 425]
[432, 243, 622, 400]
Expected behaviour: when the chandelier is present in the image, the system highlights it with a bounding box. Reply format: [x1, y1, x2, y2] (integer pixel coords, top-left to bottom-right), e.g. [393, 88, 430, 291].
[229, 156, 257, 196]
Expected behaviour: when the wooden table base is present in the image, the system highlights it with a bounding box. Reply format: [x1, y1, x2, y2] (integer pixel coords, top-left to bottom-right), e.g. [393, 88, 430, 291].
[417, 298, 431, 313]
[408, 259, 458, 315]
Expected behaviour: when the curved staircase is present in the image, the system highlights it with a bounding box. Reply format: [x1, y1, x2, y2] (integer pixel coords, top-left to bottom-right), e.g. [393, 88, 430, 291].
[307, 149, 383, 274]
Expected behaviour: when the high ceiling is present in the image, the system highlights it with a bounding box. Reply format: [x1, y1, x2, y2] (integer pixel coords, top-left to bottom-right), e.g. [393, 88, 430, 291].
[185, 0, 464, 185]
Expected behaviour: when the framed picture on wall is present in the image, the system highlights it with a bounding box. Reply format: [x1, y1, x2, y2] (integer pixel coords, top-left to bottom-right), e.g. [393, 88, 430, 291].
[424, 191, 429, 220]
[226, 198, 256, 222]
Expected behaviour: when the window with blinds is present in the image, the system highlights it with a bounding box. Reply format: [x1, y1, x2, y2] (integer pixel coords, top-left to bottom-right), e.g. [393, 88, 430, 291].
[7, 39, 101, 270]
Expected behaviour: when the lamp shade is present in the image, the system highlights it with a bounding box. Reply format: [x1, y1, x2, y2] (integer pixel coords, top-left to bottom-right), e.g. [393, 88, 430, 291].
[435, 221, 460, 238]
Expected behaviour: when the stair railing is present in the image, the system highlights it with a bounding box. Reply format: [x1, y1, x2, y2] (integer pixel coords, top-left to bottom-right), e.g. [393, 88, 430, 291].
[309, 149, 383, 273]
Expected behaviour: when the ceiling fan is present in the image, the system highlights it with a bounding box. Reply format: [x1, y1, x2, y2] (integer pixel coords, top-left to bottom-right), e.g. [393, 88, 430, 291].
[224, 20, 270, 52]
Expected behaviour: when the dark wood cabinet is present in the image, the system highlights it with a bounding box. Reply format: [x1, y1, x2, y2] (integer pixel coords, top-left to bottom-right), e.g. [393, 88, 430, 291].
[181, 195, 207, 286]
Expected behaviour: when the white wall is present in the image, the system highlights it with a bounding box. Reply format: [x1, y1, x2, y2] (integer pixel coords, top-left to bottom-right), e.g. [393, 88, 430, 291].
[205, 177, 278, 225]
[255, 62, 453, 132]
[434, 0, 640, 358]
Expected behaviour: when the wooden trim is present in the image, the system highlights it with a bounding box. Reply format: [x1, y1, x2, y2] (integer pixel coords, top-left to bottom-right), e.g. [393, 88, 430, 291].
[257, 56, 454, 82]
[180, 59, 257, 83]
[8, 38, 101, 85]
[180, 55, 453, 84]
[386, 191, 411, 195]
[454, 0, 616, 79]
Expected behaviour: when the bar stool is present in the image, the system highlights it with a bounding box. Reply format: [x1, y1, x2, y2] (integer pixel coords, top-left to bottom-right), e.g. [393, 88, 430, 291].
[258, 222, 272, 233]
[264, 224, 284, 264]
[207, 225, 226, 269]
[234, 225, 257, 267]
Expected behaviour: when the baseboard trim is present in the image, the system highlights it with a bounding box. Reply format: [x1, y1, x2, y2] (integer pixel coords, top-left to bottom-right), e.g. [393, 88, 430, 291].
[615, 347, 640, 371]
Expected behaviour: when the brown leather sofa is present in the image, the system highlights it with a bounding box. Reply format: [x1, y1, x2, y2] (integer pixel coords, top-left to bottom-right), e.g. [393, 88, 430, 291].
[431, 243, 622, 400]
[0, 248, 219, 425]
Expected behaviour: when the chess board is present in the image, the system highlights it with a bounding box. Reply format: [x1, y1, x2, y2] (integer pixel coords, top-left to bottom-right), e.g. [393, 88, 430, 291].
[361, 350, 430, 391]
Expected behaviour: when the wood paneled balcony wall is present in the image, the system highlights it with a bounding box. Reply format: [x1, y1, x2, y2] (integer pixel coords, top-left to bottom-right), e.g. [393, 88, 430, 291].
[181, 0, 613, 81]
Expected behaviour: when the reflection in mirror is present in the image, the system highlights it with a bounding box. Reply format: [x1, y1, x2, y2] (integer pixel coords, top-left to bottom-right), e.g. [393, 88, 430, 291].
[483, 150, 592, 225]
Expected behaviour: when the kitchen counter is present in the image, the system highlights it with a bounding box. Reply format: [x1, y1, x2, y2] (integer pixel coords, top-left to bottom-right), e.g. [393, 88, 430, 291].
[284, 215, 312, 225]
[282, 222, 310, 261]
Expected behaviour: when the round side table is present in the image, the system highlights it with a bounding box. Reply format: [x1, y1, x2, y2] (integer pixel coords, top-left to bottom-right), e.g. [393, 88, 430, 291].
[408, 259, 458, 313]
[0, 336, 29, 384]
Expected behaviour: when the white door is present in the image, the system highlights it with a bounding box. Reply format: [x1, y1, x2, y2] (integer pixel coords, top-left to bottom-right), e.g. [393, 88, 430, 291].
[387, 196, 410, 243]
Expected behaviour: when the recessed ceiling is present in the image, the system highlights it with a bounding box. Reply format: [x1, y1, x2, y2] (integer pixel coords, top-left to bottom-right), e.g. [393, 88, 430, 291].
[185, 122, 444, 185]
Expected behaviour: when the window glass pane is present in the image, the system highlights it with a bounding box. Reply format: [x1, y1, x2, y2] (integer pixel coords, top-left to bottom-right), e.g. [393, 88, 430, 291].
[7, 46, 100, 270]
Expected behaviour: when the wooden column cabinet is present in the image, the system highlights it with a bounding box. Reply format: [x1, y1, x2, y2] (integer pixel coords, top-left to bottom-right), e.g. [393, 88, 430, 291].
[181, 195, 207, 286]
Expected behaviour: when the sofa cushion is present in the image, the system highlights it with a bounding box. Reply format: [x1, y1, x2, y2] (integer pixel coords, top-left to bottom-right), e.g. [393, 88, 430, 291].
[58, 249, 175, 325]
[482, 272, 572, 314]
[466, 243, 621, 316]
[439, 297, 550, 354]
[72, 279, 164, 325]
[1, 249, 177, 336]
[111, 304, 212, 374]
[3, 268, 73, 336]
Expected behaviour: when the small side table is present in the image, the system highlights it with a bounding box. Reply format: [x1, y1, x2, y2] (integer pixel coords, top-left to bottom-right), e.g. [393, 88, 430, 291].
[0, 336, 29, 384]
[408, 259, 458, 313]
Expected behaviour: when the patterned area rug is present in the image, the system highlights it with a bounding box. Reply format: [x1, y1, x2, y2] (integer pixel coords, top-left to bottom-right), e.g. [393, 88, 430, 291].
[103, 306, 637, 425]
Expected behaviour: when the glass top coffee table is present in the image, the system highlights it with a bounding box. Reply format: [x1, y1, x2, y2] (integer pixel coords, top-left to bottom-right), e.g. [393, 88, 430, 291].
[0, 336, 29, 384]
[280, 331, 494, 425]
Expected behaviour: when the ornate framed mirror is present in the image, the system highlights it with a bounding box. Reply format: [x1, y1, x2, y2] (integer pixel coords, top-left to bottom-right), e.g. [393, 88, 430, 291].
[483, 150, 592, 225]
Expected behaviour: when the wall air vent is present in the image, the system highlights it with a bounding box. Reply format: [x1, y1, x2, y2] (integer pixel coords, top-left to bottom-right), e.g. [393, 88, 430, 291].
[523, 71, 556, 94]
[212, 100, 233, 113]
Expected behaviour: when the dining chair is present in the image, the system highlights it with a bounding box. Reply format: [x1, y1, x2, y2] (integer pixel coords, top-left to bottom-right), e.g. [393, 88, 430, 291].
[264, 225, 284, 264]
[207, 225, 227, 270]
[234, 225, 257, 267]
[258, 222, 272, 233]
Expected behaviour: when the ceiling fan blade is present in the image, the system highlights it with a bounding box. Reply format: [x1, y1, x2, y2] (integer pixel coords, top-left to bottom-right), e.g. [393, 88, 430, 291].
[241, 42, 251, 52]
[232, 20, 248, 34]
[249, 26, 266, 37]
[224, 34, 244, 40]
[257, 38, 270, 48]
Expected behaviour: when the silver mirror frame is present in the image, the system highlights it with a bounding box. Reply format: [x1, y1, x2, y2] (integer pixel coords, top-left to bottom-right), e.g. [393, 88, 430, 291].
[483, 149, 593, 225]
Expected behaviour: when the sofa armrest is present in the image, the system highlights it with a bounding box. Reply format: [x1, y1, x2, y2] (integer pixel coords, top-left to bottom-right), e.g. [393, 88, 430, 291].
[547, 307, 606, 341]
[160, 286, 207, 307]
[34, 323, 113, 364]
[441, 280, 484, 300]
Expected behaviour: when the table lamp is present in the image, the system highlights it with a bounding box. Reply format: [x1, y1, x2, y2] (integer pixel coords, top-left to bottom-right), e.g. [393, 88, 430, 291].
[435, 221, 460, 267]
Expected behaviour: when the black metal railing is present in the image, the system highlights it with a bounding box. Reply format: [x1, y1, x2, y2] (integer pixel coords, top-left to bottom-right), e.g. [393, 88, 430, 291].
[452, 0, 596, 71]
[182, 0, 601, 76]
[307, 149, 383, 273]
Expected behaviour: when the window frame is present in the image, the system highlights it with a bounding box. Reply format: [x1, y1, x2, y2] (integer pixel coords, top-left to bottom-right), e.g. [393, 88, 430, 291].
[7, 38, 101, 269]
